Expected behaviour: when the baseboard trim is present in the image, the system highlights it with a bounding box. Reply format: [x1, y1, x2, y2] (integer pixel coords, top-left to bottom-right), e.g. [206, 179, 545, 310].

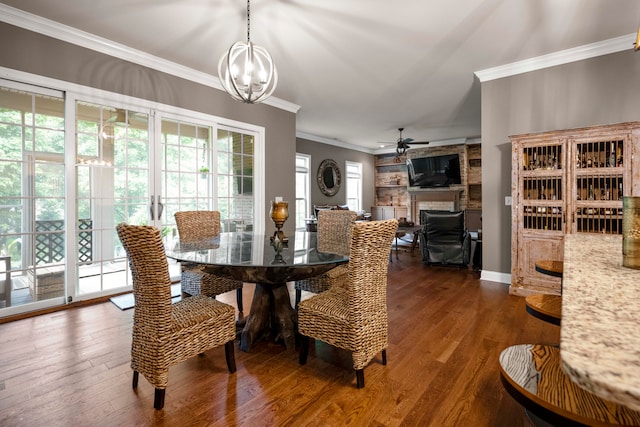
[480, 270, 511, 285]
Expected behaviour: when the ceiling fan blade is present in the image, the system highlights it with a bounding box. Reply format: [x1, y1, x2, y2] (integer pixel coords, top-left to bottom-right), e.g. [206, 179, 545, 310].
[393, 128, 430, 152]
[105, 108, 127, 123]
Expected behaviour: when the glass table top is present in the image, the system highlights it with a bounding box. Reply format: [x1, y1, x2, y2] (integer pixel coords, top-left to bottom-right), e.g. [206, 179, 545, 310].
[166, 231, 348, 268]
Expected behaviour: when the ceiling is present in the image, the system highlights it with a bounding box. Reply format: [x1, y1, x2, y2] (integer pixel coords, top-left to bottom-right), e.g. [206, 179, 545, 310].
[3, 0, 640, 152]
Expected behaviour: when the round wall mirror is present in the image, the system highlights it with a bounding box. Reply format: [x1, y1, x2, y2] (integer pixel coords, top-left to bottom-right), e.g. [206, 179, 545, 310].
[317, 159, 341, 197]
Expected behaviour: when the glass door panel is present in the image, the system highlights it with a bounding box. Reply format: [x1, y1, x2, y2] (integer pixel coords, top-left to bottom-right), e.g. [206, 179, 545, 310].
[0, 84, 65, 313]
[159, 118, 213, 246]
[75, 102, 150, 296]
[217, 128, 255, 232]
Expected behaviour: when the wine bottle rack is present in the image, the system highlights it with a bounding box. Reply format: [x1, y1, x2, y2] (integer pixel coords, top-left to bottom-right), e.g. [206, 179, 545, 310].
[520, 145, 563, 232]
[575, 207, 623, 234]
[523, 205, 563, 231]
[573, 138, 625, 235]
[575, 174, 623, 201]
[523, 176, 562, 201]
[575, 140, 623, 169]
[522, 145, 562, 170]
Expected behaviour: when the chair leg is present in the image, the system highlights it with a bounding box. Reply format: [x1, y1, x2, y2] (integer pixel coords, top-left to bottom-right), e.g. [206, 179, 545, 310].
[295, 289, 302, 310]
[154, 388, 165, 410]
[236, 288, 243, 312]
[225, 340, 236, 373]
[132, 371, 139, 388]
[299, 334, 309, 365]
[356, 369, 365, 389]
[382, 349, 387, 365]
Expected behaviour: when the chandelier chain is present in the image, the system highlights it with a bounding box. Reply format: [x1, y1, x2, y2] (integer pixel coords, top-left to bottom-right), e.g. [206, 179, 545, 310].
[246, 0, 251, 43]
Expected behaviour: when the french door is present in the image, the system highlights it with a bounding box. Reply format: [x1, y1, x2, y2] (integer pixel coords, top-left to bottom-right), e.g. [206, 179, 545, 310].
[157, 117, 260, 246]
[0, 81, 66, 314]
[0, 77, 263, 317]
[74, 100, 153, 297]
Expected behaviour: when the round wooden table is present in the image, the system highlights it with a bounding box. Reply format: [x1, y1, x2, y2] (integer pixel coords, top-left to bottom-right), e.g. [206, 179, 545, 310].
[528, 260, 564, 324]
[534, 259, 564, 278]
[525, 294, 561, 326]
[500, 344, 640, 426]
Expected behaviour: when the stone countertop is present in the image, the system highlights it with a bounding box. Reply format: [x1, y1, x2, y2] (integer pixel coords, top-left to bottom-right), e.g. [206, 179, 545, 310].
[561, 233, 640, 411]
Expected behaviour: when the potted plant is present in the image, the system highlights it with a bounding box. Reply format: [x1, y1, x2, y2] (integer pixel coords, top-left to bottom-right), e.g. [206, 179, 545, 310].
[199, 166, 210, 178]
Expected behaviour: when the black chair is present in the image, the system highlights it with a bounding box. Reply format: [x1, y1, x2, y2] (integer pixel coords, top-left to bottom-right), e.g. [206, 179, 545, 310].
[419, 210, 471, 266]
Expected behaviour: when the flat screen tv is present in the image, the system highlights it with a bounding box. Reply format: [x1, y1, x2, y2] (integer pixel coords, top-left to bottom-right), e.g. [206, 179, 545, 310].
[407, 153, 461, 188]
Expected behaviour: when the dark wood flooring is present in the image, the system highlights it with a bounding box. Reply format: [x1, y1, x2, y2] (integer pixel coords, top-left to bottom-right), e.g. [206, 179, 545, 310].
[0, 250, 558, 426]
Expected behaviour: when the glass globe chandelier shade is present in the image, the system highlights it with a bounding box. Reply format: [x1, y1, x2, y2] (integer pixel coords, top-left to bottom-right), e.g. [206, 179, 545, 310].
[218, 40, 278, 104]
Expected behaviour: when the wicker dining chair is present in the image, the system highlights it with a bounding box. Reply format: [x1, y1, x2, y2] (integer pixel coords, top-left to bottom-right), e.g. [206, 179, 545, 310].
[116, 223, 237, 410]
[174, 210, 244, 312]
[298, 218, 398, 388]
[294, 209, 357, 309]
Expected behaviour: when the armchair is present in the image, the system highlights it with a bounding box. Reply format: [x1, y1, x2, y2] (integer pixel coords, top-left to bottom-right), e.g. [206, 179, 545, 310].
[419, 210, 471, 266]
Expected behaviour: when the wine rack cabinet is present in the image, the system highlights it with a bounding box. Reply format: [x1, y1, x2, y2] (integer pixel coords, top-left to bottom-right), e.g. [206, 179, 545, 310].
[510, 122, 640, 296]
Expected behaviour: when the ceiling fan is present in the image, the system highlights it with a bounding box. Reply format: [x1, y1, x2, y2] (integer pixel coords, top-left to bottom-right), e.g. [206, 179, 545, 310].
[105, 108, 147, 125]
[394, 128, 429, 155]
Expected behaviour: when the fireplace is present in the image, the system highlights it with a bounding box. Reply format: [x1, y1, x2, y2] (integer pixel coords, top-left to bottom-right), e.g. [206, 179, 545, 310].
[409, 189, 462, 224]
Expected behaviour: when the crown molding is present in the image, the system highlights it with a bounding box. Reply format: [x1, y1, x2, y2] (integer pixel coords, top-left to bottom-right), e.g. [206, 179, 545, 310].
[475, 33, 637, 82]
[0, 4, 300, 114]
[296, 131, 375, 154]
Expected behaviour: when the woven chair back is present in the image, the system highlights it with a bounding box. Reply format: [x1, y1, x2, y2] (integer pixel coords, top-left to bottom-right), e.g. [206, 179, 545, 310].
[317, 210, 357, 256]
[347, 219, 397, 321]
[175, 211, 221, 242]
[116, 223, 172, 338]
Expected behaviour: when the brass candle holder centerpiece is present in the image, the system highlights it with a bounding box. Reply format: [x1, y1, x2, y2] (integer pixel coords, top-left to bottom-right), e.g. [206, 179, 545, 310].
[270, 238, 287, 264]
[270, 199, 289, 244]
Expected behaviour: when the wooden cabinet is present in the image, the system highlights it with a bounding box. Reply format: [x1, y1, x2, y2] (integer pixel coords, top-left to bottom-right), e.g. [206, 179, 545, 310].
[510, 122, 640, 296]
[371, 206, 408, 221]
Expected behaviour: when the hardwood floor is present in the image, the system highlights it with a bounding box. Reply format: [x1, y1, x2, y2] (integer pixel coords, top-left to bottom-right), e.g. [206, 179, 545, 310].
[0, 251, 558, 426]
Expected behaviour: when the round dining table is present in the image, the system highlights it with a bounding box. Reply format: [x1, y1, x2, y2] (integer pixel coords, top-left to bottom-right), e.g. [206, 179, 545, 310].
[167, 231, 348, 352]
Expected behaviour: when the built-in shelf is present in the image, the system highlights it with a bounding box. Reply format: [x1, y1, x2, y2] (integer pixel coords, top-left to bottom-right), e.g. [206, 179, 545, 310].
[374, 143, 482, 223]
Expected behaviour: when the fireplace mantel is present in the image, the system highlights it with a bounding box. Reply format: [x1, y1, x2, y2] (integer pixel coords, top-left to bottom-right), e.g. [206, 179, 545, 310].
[408, 187, 464, 194]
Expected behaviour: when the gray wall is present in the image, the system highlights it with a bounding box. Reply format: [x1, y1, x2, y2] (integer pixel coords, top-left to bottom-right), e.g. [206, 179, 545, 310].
[296, 138, 375, 212]
[481, 49, 640, 276]
[0, 22, 297, 233]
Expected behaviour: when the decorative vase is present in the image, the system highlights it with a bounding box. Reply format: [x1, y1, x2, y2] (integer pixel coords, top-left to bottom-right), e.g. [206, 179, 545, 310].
[622, 196, 640, 269]
[269, 200, 289, 243]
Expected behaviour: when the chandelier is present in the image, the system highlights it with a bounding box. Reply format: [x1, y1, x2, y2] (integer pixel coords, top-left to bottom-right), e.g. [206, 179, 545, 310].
[218, 0, 278, 104]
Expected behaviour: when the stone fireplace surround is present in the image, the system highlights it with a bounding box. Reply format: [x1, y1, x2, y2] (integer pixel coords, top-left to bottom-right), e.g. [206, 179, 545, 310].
[410, 188, 463, 224]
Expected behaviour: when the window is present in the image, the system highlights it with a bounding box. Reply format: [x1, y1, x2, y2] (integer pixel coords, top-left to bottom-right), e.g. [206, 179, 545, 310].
[346, 161, 362, 212]
[216, 128, 256, 232]
[295, 154, 311, 229]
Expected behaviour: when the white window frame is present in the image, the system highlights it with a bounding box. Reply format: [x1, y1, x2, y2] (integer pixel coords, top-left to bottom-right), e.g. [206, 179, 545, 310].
[295, 153, 311, 229]
[345, 161, 363, 212]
